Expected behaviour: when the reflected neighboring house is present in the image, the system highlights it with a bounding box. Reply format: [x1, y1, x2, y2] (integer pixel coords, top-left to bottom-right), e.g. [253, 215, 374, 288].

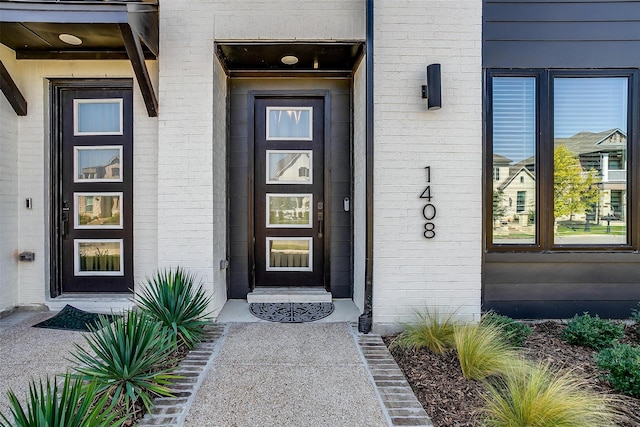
[274, 153, 310, 181]
[81, 155, 120, 180]
[496, 128, 627, 223]
[498, 166, 536, 222]
[555, 128, 627, 220]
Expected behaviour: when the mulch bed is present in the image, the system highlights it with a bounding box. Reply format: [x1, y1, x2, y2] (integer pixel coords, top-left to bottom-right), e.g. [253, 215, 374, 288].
[385, 322, 640, 427]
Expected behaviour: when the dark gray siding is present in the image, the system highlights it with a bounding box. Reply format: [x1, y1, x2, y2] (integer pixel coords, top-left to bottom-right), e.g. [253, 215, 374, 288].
[483, 0, 640, 318]
[228, 78, 353, 299]
[484, 0, 640, 68]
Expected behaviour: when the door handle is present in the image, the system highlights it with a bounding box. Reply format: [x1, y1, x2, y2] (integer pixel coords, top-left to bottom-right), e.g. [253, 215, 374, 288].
[61, 201, 70, 238]
[317, 211, 324, 238]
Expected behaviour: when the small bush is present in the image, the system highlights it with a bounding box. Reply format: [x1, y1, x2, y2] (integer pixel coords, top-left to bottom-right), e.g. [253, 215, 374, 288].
[389, 308, 457, 354]
[72, 310, 178, 416]
[481, 362, 618, 427]
[597, 343, 640, 398]
[561, 312, 624, 350]
[136, 267, 212, 349]
[0, 374, 124, 427]
[631, 303, 640, 334]
[481, 312, 532, 347]
[454, 323, 519, 380]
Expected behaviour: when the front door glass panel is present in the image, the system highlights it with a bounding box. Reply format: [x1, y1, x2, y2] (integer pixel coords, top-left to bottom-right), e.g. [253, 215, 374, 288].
[266, 150, 312, 184]
[75, 239, 123, 276]
[266, 107, 313, 140]
[74, 99, 123, 135]
[74, 192, 122, 229]
[74, 146, 122, 182]
[267, 194, 312, 227]
[266, 238, 312, 271]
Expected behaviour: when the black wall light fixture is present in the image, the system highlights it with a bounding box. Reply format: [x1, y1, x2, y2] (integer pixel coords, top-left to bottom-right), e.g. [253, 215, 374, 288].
[421, 63, 442, 110]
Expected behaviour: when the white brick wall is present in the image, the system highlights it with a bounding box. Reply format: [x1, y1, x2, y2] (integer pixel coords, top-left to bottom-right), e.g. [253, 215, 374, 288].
[372, 0, 483, 333]
[0, 46, 20, 312]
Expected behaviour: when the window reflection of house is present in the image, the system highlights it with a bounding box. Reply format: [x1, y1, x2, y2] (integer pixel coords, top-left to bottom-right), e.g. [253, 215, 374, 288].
[495, 128, 627, 223]
[81, 155, 120, 180]
[271, 153, 310, 182]
[555, 128, 627, 221]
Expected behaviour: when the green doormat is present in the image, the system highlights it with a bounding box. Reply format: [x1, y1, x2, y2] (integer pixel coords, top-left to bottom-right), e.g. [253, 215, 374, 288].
[33, 305, 118, 332]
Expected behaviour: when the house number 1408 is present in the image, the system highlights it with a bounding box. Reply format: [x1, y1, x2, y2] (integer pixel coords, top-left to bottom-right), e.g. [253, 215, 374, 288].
[420, 166, 436, 239]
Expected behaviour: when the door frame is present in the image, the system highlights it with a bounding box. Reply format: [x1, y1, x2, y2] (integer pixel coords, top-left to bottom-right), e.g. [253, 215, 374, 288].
[49, 78, 133, 298]
[247, 90, 332, 292]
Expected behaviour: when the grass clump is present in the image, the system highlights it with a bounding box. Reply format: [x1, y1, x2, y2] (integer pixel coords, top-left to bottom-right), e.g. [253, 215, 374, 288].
[481, 312, 531, 347]
[390, 309, 457, 354]
[561, 312, 624, 350]
[454, 323, 519, 380]
[0, 374, 124, 427]
[481, 362, 618, 427]
[597, 343, 640, 397]
[136, 267, 212, 350]
[72, 310, 178, 416]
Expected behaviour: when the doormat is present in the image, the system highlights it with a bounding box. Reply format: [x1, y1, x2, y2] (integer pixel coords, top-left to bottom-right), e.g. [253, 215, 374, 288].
[249, 302, 334, 323]
[33, 304, 119, 332]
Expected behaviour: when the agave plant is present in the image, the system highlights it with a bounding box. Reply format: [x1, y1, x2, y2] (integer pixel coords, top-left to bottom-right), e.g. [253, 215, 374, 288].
[72, 310, 178, 415]
[0, 374, 124, 427]
[136, 267, 212, 349]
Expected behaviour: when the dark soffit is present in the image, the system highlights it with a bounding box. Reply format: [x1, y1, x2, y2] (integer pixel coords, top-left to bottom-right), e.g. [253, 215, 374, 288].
[0, 1, 158, 60]
[0, 0, 159, 116]
[216, 42, 365, 77]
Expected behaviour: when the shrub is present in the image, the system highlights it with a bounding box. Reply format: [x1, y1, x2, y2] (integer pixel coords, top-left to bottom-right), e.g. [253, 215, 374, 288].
[389, 308, 457, 354]
[454, 323, 519, 380]
[561, 312, 624, 350]
[72, 310, 178, 416]
[481, 312, 532, 347]
[0, 374, 124, 427]
[631, 303, 640, 334]
[597, 343, 640, 398]
[481, 362, 618, 427]
[136, 267, 212, 349]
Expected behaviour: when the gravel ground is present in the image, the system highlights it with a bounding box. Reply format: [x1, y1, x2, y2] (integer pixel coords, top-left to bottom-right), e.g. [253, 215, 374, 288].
[0, 312, 91, 418]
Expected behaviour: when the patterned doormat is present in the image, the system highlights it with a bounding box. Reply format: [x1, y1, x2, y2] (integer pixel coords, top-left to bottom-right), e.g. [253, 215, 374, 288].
[33, 304, 118, 332]
[249, 302, 334, 323]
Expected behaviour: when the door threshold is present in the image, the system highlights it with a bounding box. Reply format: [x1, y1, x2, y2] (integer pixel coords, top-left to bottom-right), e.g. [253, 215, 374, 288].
[247, 287, 332, 303]
[47, 294, 134, 314]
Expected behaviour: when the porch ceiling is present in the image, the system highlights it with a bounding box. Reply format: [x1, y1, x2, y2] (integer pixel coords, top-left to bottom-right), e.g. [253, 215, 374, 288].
[216, 42, 365, 77]
[0, 0, 158, 116]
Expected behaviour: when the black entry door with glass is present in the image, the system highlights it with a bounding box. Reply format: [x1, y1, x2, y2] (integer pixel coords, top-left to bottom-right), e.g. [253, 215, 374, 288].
[254, 98, 325, 287]
[54, 84, 133, 293]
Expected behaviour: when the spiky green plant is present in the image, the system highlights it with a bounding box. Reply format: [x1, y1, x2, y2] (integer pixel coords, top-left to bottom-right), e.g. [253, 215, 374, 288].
[454, 323, 519, 380]
[136, 267, 212, 349]
[0, 374, 124, 427]
[390, 308, 457, 354]
[481, 362, 619, 427]
[72, 310, 178, 415]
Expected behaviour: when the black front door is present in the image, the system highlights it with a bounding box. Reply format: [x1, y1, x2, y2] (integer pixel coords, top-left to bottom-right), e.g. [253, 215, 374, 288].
[254, 97, 325, 287]
[53, 83, 133, 293]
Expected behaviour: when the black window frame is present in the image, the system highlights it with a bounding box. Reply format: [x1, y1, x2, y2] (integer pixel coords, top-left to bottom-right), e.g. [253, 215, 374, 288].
[485, 68, 640, 253]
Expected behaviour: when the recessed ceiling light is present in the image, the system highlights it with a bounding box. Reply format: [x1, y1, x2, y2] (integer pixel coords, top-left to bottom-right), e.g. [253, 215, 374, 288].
[281, 55, 298, 65]
[58, 33, 83, 46]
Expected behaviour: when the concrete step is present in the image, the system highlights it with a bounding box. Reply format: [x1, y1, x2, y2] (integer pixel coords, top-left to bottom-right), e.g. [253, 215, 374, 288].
[247, 287, 332, 303]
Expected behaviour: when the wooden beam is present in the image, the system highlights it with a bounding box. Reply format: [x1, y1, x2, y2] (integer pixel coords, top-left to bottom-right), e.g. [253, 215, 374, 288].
[0, 60, 27, 116]
[119, 23, 157, 117]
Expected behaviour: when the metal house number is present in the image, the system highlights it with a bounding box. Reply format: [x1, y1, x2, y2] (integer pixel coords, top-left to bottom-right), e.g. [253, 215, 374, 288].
[420, 166, 436, 239]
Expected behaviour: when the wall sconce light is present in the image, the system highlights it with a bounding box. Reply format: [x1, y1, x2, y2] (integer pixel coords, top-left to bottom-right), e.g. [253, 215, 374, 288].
[421, 63, 441, 110]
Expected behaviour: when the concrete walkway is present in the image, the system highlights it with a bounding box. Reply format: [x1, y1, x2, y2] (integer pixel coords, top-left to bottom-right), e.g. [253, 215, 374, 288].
[0, 310, 433, 427]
